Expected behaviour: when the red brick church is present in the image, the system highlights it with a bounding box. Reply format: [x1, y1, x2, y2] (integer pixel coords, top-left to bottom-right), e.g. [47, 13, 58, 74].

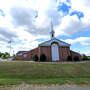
[16, 22, 81, 61]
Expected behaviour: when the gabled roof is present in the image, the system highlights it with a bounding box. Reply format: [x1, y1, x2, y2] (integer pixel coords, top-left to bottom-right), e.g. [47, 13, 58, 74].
[39, 38, 70, 47]
[17, 51, 28, 55]
[70, 50, 81, 56]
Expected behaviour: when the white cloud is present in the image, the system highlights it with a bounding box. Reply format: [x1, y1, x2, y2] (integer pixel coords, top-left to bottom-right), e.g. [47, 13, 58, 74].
[56, 14, 90, 36]
[71, 0, 90, 21]
[65, 37, 90, 56]
[0, 0, 90, 37]
[85, 52, 90, 56]
[0, 0, 90, 54]
[65, 37, 90, 45]
[55, 0, 90, 36]
[81, 51, 90, 56]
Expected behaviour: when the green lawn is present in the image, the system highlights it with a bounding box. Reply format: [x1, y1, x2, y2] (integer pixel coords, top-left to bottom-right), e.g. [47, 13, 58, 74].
[0, 61, 90, 85]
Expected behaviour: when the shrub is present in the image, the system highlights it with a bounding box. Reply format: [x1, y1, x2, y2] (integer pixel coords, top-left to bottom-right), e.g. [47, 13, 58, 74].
[32, 54, 38, 61]
[40, 54, 46, 62]
[88, 56, 90, 60]
[67, 56, 72, 61]
[73, 56, 79, 61]
[0, 52, 10, 59]
[82, 54, 88, 60]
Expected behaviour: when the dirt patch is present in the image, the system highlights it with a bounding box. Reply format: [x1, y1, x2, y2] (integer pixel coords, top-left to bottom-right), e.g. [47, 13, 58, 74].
[0, 84, 90, 90]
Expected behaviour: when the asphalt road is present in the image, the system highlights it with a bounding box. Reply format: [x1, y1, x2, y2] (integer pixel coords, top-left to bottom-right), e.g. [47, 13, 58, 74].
[1, 85, 90, 90]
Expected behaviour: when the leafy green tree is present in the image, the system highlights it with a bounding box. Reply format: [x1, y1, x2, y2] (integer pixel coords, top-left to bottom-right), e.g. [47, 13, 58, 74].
[5, 52, 10, 58]
[1, 54, 4, 59]
[0, 52, 10, 59]
[0, 52, 2, 57]
[82, 54, 88, 60]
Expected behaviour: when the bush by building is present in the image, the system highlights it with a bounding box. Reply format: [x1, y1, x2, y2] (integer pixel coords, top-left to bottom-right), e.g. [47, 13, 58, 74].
[87, 56, 90, 60]
[40, 54, 46, 62]
[82, 54, 88, 60]
[32, 54, 38, 61]
[73, 56, 80, 61]
[67, 56, 72, 61]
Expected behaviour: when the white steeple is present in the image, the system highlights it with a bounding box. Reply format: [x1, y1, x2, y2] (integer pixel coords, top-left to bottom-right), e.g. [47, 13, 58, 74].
[50, 19, 55, 39]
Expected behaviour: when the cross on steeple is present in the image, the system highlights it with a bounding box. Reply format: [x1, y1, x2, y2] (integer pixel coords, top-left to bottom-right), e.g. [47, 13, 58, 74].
[50, 18, 55, 39]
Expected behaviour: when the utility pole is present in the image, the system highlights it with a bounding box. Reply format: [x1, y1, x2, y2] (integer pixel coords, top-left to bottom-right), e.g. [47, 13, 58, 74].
[13, 50, 14, 56]
[8, 40, 12, 57]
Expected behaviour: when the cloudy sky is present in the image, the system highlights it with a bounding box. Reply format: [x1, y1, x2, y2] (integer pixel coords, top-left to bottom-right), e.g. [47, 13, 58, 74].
[0, 0, 90, 55]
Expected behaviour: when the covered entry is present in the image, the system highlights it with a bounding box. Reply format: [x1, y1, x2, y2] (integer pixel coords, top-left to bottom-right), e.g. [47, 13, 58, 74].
[51, 43, 59, 61]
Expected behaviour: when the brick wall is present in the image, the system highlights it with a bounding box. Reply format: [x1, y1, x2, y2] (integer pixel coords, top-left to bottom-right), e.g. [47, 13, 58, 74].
[27, 48, 39, 60]
[16, 48, 39, 60]
[39, 46, 51, 62]
[70, 50, 82, 61]
[59, 46, 70, 61]
[16, 45, 81, 62]
[39, 43, 71, 62]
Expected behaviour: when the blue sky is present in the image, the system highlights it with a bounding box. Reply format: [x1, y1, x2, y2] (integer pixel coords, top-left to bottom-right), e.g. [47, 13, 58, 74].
[0, 9, 5, 16]
[0, 0, 90, 56]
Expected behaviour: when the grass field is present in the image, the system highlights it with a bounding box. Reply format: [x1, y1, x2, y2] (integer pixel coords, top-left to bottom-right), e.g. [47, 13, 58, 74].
[0, 61, 90, 85]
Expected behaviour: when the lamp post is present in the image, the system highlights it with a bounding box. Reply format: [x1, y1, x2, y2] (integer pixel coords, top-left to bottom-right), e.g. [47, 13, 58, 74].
[8, 40, 12, 57]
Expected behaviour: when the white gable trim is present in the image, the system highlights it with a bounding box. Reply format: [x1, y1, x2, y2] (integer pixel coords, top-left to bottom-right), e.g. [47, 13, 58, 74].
[39, 38, 70, 47]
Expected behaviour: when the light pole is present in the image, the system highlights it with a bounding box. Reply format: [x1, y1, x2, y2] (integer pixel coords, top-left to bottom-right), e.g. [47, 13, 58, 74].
[8, 40, 11, 57]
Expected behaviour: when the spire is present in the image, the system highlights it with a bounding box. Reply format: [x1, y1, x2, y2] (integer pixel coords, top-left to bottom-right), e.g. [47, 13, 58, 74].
[50, 18, 55, 39]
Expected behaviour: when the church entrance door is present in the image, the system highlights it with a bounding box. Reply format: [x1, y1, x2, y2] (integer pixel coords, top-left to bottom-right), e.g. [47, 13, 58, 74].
[51, 44, 59, 61]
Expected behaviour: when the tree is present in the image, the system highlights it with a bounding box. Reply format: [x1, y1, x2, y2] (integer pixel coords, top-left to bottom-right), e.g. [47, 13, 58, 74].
[40, 53, 46, 62]
[1, 54, 4, 59]
[82, 54, 88, 60]
[4, 52, 10, 58]
[67, 56, 72, 61]
[0, 52, 10, 59]
[0, 52, 2, 57]
[0, 53, 4, 58]
[32, 54, 38, 61]
[73, 56, 79, 61]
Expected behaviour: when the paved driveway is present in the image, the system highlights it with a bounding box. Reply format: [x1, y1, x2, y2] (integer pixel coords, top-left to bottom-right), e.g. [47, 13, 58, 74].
[1, 85, 90, 90]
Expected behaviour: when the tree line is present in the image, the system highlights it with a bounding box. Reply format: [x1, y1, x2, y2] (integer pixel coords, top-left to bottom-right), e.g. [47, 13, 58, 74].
[0, 52, 10, 59]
